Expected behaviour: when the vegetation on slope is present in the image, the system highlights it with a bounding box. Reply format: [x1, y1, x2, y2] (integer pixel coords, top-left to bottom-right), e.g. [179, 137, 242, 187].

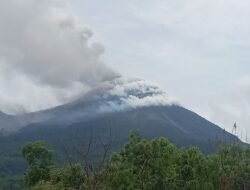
[21, 133, 250, 190]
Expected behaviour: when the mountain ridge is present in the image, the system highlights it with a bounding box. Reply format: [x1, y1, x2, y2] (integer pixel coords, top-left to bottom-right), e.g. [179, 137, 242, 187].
[0, 77, 241, 149]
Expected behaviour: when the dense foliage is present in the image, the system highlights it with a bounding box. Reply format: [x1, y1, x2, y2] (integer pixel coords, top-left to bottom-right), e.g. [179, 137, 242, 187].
[22, 133, 250, 190]
[22, 141, 53, 187]
[0, 114, 234, 190]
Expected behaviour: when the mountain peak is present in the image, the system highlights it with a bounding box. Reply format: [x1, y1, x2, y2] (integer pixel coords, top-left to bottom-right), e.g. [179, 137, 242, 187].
[78, 77, 178, 113]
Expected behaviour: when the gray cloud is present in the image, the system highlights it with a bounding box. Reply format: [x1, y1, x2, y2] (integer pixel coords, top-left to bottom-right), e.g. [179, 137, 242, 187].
[0, 0, 119, 87]
[0, 0, 119, 113]
[0, 63, 88, 114]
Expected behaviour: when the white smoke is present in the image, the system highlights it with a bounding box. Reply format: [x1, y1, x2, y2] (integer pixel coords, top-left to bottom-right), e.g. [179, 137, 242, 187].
[0, 0, 119, 113]
[87, 78, 178, 114]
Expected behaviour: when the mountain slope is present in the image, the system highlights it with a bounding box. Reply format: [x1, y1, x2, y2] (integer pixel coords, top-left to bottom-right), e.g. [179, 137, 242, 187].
[0, 78, 240, 150]
[0, 78, 241, 179]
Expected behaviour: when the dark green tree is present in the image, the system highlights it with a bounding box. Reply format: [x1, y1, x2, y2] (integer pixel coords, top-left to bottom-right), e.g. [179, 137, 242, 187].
[20, 134, 250, 190]
[22, 141, 53, 187]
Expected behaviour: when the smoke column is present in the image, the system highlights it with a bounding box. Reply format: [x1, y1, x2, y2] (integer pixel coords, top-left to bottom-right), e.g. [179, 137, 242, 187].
[0, 0, 119, 113]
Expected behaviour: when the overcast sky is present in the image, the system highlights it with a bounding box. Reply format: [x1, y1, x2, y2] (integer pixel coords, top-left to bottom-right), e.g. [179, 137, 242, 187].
[71, 0, 250, 140]
[0, 0, 250, 141]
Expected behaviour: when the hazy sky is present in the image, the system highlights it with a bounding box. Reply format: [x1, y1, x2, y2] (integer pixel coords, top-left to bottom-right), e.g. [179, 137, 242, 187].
[71, 0, 250, 139]
[0, 0, 250, 141]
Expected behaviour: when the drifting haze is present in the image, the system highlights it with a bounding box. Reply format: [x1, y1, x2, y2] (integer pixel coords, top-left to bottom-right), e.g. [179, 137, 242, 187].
[0, 0, 118, 113]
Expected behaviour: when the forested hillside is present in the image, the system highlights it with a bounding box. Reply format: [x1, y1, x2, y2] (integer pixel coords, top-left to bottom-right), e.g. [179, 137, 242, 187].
[15, 133, 250, 190]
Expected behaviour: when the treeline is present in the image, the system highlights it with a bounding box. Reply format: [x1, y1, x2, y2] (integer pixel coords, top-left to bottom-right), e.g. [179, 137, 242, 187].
[22, 133, 250, 190]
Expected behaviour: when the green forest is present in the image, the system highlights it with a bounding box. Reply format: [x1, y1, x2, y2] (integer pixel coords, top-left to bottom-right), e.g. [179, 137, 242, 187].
[4, 133, 249, 190]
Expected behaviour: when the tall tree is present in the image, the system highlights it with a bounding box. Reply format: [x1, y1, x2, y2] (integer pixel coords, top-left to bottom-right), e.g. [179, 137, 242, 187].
[22, 141, 53, 187]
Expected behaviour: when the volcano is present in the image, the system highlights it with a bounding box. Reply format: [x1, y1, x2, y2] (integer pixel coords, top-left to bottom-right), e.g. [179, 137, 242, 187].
[0, 77, 241, 177]
[0, 78, 240, 151]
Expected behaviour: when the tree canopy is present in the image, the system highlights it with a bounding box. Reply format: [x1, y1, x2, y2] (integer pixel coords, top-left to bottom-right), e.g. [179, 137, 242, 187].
[22, 134, 250, 190]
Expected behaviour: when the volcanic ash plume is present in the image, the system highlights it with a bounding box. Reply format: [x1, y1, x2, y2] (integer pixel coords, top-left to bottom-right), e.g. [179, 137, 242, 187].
[0, 0, 119, 113]
[0, 0, 119, 87]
